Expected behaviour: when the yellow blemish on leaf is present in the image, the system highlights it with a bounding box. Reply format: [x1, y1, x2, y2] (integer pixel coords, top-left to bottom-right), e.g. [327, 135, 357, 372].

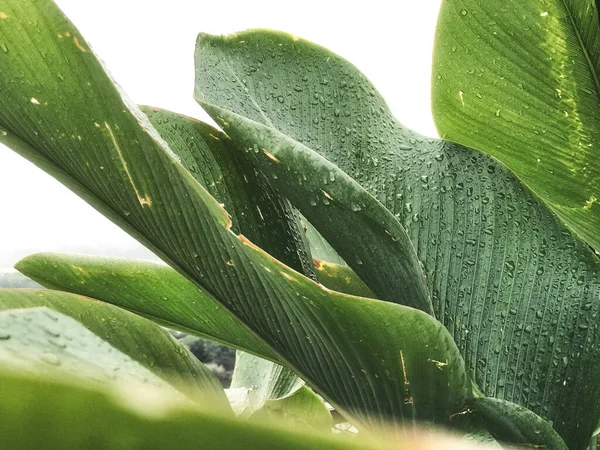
[385, 230, 398, 241]
[458, 90, 465, 106]
[30, 98, 40, 105]
[262, 148, 280, 163]
[73, 37, 87, 52]
[584, 196, 597, 210]
[540, 11, 548, 17]
[65, 32, 71, 37]
[281, 272, 295, 281]
[321, 190, 334, 201]
[57, 33, 63, 39]
[428, 358, 449, 370]
[105, 122, 153, 207]
[0, 12, 8, 19]
[400, 350, 413, 406]
[208, 133, 220, 141]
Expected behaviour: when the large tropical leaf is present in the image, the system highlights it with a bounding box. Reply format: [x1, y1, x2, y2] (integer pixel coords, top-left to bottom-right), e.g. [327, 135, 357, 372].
[0, 288, 226, 402]
[0, 306, 183, 395]
[432, 1, 600, 251]
[193, 30, 600, 448]
[140, 106, 314, 281]
[0, 0, 472, 435]
[0, 370, 424, 450]
[201, 102, 431, 313]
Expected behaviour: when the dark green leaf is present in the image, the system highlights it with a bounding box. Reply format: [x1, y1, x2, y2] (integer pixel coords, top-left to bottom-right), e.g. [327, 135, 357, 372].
[201, 103, 432, 313]
[455, 397, 567, 450]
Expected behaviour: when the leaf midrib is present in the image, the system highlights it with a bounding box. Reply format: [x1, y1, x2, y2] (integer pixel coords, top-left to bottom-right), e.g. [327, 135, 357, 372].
[560, 0, 600, 104]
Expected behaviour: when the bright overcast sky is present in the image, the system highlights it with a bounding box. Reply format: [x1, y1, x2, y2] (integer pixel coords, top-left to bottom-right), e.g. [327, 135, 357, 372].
[0, 0, 442, 268]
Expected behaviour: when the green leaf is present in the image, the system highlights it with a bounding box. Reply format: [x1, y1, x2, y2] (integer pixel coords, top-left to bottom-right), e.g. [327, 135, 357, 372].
[313, 259, 376, 299]
[0, 370, 398, 450]
[254, 386, 333, 430]
[0, 288, 227, 403]
[455, 397, 567, 450]
[226, 350, 331, 430]
[0, 0, 472, 433]
[16, 254, 277, 361]
[432, 1, 600, 252]
[141, 106, 315, 280]
[201, 102, 432, 313]
[141, 107, 313, 403]
[0, 306, 181, 394]
[193, 30, 600, 448]
[302, 218, 346, 266]
[228, 351, 304, 416]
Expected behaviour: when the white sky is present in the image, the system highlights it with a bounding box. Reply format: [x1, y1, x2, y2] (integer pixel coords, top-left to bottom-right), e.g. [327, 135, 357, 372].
[0, 0, 442, 269]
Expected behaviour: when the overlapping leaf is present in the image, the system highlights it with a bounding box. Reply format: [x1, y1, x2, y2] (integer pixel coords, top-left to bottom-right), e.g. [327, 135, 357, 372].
[0, 306, 182, 395]
[456, 397, 567, 449]
[432, 0, 600, 251]
[0, 0, 472, 434]
[0, 289, 226, 402]
[16, 254, 277, 360]
[313, 259, 375, 298]
[201, 102, 431, 313]
[193, 30, 600, 448]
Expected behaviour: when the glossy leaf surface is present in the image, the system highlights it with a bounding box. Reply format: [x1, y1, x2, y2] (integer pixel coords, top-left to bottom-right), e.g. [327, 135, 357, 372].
[201, 102, 432, 313]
